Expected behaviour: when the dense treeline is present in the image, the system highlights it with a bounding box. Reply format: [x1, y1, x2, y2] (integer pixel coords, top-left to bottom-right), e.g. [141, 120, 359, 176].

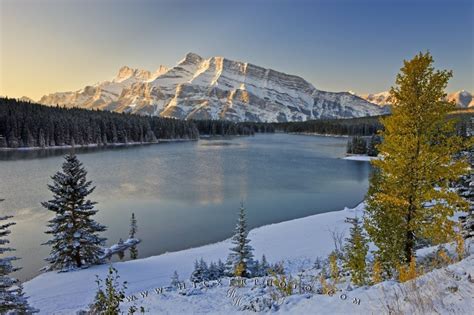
[192, 120, 274, 136]
[0, 98, 199, 148]
[346, 135, 381, 156]
[272, 116, 384, 136]
[0, 98, 270, 148]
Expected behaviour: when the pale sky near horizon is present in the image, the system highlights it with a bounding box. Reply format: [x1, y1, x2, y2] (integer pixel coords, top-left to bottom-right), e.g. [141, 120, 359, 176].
[0, 0, 472, 100]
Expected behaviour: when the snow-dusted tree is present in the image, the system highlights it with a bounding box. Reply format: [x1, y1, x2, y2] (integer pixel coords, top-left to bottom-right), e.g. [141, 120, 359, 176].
[190, 259, 209, 283]
[88, 265, 126, 314]
[343, 217, 369, 286]
[42, 154, 107, 271]
[227, 203, 254, 277]
[459, 140, 473, 239]
[216, 259, 226, 278]
[117, 239, 124, 261]
[0, 210, 38, 313]
[208, 262, 219, 280]
[129, 213, 138, 260]
[259, 254, 270, 277]
[170, 270, 180, 287]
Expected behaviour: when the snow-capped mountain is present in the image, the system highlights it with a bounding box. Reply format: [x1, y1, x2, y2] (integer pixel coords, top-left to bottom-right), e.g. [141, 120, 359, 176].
[447, 90, 474, 108]
[360, 90, 473, 108]
[39, 53, 385, 122]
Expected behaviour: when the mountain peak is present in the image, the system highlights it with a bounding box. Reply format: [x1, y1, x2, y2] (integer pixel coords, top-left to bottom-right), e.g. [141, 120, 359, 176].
[115, 66, 152, 82]
[180, 52, 203, 65]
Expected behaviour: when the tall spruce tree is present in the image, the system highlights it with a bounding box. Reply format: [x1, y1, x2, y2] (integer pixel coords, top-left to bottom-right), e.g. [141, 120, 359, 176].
[0, 201, 38, 313]
[42, 155, 107, 271]
[227, 203, 254, 277]
[129, 213, 138, 260]
[343, 217, 369, 286]
[365, 52, 469, 271]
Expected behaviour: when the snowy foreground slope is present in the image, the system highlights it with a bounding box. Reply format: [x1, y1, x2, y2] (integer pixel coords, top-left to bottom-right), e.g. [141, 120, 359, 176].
[24, 203, 473, 314]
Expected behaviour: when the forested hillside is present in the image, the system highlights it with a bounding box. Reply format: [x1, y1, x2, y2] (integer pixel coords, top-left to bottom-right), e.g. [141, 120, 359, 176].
[0, 98, 260, 148]
[272, 116, 384, 135]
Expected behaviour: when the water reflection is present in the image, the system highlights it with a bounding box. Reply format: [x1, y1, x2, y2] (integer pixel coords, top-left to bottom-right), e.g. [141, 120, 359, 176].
[0, 134, 371, 281]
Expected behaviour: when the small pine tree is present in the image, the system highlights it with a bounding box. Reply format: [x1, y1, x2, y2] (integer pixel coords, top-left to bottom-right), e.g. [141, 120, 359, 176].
[0, 211, 38, 314]
[343, 217, 369, 286]
[199, 258, 209, 281]
[42, 155, 107, 271]
[455, 229, 465, 261]
[217, 259, 226, 278]
[88, 265, 127, 314]
[319, 268, 332, 295]
[170, 270, 180, 287]
[328, 252, 340, 284]
[129, 213, 138, 260]
[227, 203, 254, 278]
[190, 259, 209, 283]
[129, 213, 137, 239]
[372, 258, 383, 284]
[260, 254, 270, 276]
[117, 238, 124, 261]
[398, 256, 418, 283]
[208, 262, 219, 280]
[190, 260, 201, 283]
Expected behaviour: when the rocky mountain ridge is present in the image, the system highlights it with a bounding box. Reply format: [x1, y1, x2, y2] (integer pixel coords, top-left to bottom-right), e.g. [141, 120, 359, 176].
[38, 53, 387, 122]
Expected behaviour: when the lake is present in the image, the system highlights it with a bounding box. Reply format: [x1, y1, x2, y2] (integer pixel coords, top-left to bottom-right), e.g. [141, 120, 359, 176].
[0, 134, 371, 281]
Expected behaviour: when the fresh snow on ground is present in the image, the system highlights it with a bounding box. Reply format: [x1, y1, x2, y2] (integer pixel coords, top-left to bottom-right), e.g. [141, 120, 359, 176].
[24, 204, 364, 313]
[343, 155, 378, 161]
[23, 203, 473, 314]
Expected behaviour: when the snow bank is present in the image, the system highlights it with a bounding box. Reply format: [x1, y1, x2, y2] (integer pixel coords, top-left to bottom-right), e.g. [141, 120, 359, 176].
[343, 155, 378, 161]
[24, 203, 365, 314]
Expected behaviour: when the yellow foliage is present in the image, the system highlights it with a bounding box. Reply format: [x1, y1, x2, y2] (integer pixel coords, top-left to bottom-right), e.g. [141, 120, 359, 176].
[273, 274, 294, 297]
[455, 232, 465, 261]
[398, 256, 419, 282]
[372, 259, 383, 284]
[436, 248, 452, 267]
[329, 253, 340, 284]
[319, 272, 334, 295]
[234, 262, 245, 278]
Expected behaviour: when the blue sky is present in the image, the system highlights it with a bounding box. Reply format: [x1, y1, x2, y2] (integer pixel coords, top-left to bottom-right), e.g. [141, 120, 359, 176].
[1, 0, 472, 99]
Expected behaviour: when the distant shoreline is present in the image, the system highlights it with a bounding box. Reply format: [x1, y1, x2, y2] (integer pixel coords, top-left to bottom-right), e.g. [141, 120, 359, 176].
[0, 138, 197, 152]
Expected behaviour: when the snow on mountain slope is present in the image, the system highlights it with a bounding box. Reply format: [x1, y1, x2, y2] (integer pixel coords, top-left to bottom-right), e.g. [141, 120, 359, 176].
[447, 90, 474, 108]
[360, 90, 474, 108]
[38, 53, 385, 122]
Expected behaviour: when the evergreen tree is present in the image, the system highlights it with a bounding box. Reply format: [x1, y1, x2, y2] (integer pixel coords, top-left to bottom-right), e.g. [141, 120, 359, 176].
[208, 262, 219, 280]
[459, 142, 474, 239]
[129, 213, 138, 260]
[199, 258, 209, 281]
[216, 259, 226, 278]
[227, 203, 254, 277]
[190, 259, 206, 283]
[170, 270, 180, 287]
[0, 206, 38, 314]
[343, 217, 369, 286]
[260, 254, 270, 276]
[88, 265, 126, 315]
[365, 52, 469, 271]
[117, 239, 124, 261]
[42, 155, 107, 271]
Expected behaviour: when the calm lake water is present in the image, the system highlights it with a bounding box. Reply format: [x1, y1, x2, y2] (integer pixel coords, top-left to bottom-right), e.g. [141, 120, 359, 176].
[0, 134, 371, 281]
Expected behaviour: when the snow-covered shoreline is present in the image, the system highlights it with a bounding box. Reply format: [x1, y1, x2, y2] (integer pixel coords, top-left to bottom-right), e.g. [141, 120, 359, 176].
[0, 139, 197, 151]
[22, 202, 473, 314]
[24, 203, 365, 314]
[342, 155, 378, 161]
